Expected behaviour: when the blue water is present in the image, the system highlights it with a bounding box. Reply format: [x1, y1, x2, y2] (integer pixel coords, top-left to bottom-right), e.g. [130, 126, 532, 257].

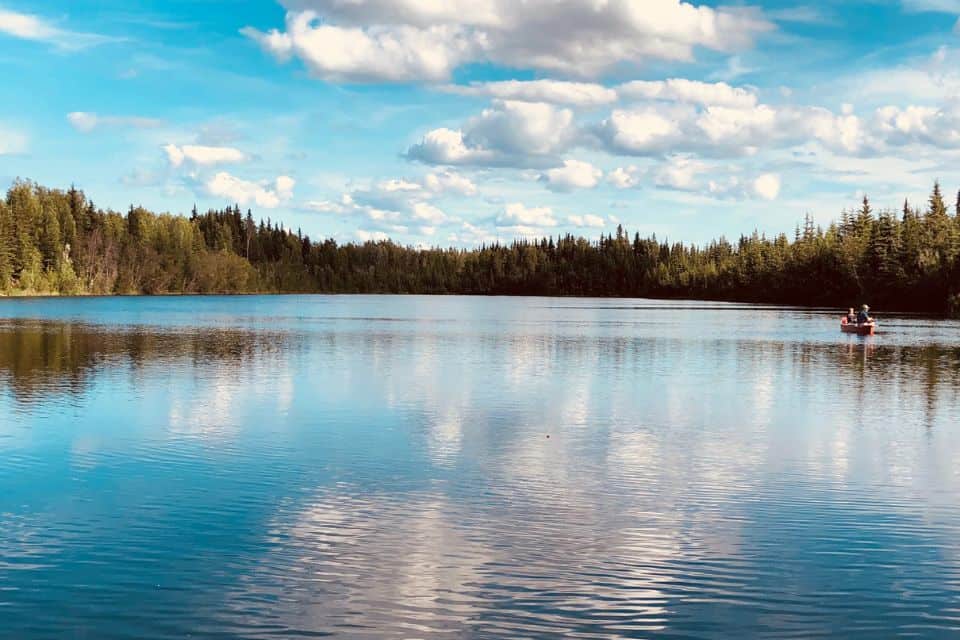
[1, 295, 959, 638]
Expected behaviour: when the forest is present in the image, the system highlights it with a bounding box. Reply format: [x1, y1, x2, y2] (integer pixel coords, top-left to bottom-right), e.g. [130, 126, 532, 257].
[0, 178, 958, 315]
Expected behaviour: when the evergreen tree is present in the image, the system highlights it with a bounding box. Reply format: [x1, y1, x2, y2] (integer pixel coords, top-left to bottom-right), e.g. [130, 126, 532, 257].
[0, 200, 12, 289]
[0, 178, 958, 313]
[37, 204, 62, 271]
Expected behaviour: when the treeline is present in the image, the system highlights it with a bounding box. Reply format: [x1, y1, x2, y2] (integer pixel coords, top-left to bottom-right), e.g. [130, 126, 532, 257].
[1, 179, 959, 314]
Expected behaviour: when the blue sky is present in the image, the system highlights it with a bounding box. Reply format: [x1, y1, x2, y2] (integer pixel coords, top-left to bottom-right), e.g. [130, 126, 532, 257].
[1, 1, 959, 246]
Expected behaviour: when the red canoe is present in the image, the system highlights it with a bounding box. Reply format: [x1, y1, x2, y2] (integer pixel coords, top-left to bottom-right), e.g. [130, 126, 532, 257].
[841, 319, 876, 336]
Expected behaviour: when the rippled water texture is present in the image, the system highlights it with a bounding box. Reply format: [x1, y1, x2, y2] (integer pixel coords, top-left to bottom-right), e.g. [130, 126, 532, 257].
[2, 295, 960, 639]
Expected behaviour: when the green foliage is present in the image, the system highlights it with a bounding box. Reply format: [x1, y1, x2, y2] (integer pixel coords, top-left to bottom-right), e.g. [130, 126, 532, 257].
[1, 180, 959, 313]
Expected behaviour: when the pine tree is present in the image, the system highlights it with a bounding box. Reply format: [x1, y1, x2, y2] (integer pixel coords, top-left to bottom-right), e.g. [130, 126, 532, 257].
[929, 181, 948, 220]
[7, 180, 42, 281]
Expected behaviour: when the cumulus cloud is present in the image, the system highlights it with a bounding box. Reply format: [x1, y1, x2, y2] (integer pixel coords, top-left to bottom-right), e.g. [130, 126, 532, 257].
[356, 229, 390, 242]
[595, 102, 882, 158]
[411, 201, 448, 224]
[607, 166, 642, 189]
[449, 221, 497, 246]
[653, 156, 708, 190]
[204, 172, 295, 208]
[567, 214, 606, 228]
[164, 144, 247, 168]
[541, 159, 603, 191]
[496, 202, 558, 228]
[871, 104, 960, 148]
[618, 79, 758, 108]
[705, 173, 781, 200]
[67, 112, 163, 133]
[607, 156, 781, 200]
[440, 78, 757, 110]
[752, 173, 782, 200]
[596, 106, 688, 156]
[305, 171, 471, 233]
[0, 8, 116, 50]
[443, 80, 618, 107]
[241, 12, 480, 82]
[423, 169, 478, 195]
[406, 128, 495, 166]
[243, 1, 773, 82]
[408, 100, 576, 167]
[411, 83, 960, 178]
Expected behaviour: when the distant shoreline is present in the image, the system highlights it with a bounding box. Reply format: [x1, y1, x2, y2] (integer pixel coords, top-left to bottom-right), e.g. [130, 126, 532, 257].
[3, 180, 959, 318]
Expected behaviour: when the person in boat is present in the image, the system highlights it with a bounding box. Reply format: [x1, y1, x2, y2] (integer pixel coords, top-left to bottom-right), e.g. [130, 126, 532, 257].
[856, 305, 873, 325]
[845, 308, 857, 324]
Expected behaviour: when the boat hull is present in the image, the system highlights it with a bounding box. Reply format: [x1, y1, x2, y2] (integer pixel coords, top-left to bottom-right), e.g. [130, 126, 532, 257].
[841, 322, 876, 336]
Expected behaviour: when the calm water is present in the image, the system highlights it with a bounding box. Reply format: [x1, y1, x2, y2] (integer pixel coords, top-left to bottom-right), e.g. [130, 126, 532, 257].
[2, 295, 960, 639]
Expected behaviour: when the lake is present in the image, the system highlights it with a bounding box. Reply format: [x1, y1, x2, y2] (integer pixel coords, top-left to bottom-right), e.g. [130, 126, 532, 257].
[2, 295, 959, 639]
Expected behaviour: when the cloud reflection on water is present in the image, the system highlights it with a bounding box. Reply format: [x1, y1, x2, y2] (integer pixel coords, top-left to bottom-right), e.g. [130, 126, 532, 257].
[1, 298, 960, 637]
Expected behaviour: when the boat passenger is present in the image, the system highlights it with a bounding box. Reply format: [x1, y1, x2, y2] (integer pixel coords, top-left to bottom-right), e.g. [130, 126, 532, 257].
[845, 308, 857, 324]
[856, 305, 872, 325]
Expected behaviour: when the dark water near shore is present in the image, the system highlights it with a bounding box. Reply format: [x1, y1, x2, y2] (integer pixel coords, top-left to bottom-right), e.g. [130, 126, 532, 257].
[2, 295, 960, 639]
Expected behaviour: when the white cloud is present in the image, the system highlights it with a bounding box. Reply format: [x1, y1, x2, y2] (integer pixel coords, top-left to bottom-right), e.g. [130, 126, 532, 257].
[304, 198, 348, 213]
[607, 166, 642, 189]
[411, 202, 448, 224]
[423, 170, 478, 195]
[0, 9, 59, 40]
[67, 112, 163, 133]
[634, 156, 783, 201]
[0, 8, 116, 50]
[596, 106, 687, 155]
[440, 78, 757, 111]
[567, 214, 606, 228]
[496, 202, 558, 228]
[244, 1, 773, 82]
[242, 12, 480, 82]
[414, 76, 959, 171]
[408, 100, 575, 167]
[204, 172, 295, 208]
[871, 104, 960, 148]
[164, 144, 247, 168]
[465, 100, 575, 158]
[443, 80, 617, 107]
[541, 159, 602, 191]
[595, 102, 879, 158]
[705, 172, 781, 201]
[694, 104, 778, 149]
[307, 172, 466, 233]
[406, 128, 495, 166]
[356, 229, 390, 242]
[752, 173, 781, 200]
[450, 221, 497, 245]
[654, 156, 707, 190]
[618, 79, 758, 108]
[0, 126, 27, 155]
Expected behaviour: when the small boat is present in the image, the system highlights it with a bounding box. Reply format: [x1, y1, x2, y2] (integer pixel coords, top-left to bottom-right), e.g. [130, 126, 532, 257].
[841, 318, 876, 336]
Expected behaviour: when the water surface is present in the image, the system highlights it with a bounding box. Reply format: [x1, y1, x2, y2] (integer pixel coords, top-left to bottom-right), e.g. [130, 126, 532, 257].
[2, 295, 960, 638]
